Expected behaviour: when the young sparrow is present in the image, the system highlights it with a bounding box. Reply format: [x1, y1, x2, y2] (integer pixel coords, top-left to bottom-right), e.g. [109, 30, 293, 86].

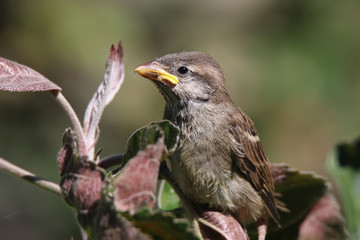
[135, 52, 280, 240]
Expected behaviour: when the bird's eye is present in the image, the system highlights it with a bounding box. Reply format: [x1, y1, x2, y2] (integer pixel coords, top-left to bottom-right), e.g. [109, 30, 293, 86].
[177, 66, 189, 74]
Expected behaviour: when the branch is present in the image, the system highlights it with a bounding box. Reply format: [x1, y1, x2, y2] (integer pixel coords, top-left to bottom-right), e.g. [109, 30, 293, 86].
[0, 157, 61, 196]
[49, 90, 87, 157]
[97, 153, 124, 169]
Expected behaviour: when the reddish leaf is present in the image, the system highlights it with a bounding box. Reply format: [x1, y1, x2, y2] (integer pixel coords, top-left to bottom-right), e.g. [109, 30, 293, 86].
[75, 167, 104, 209]
[57, 131, 149, 240]
[83, 41, 124, 159]
[114, 138, 165, 214]
[198, 209, 248, 240]
[60, 160, 106, 210]
[103, 41, 125, 105]
[0, 57, 61, 92]
[298, 194, 347, 240]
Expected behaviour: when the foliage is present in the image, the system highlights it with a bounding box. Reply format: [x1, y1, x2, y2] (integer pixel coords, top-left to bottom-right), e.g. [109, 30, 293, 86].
[1, 1, 360, 238]
[0, 42, 349, 239]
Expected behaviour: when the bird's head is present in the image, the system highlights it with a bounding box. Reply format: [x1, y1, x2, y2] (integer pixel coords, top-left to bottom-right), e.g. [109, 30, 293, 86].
[135, 52, 229, 105]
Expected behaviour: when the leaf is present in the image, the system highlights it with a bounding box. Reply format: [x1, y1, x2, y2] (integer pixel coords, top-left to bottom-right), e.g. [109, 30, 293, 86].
[130, 209, 199, 240]
[121, 120, 180, 168]
[0, 57, 61, 92]
[159, 181, 180, 211]
[58, 130, 150, 240]
[247, 164, 333, 240]
[113, 137, 165, 214]
[198, 210, 248, 240]
[111, 120, 179, 214]
[58, 129, 106, 210]
[83, 41, 125, 159]
[298, 194, 347, 240]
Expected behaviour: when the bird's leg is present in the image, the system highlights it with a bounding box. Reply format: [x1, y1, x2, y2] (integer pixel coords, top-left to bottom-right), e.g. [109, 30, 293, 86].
[257, 219, 267, 240]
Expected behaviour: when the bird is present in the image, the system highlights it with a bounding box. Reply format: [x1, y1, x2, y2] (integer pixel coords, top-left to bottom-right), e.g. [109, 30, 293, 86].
[135, 51, 281, 240]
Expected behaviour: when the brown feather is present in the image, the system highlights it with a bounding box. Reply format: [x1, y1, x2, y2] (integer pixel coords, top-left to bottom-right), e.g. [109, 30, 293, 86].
[228, 109, 280, 226]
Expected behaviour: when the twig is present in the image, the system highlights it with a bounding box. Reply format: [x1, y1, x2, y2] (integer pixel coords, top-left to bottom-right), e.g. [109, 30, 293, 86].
[0, 157, 61, 196]
[49, 90, 88, 157]
[97, 153, 124, 169]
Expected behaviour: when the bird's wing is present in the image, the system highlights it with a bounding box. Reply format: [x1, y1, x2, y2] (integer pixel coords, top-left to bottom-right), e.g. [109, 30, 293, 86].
[228, 109, 280, 225]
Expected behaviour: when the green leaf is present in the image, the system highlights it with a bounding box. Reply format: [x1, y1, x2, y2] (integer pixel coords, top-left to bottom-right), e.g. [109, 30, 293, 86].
[274, 170, 328, 228]
[247, 167, 329, 240]
[160, 181, 180, 211]
[130, 209, 199, 240]
[122, 120, 179, 167]
[107, 120, 179, 179]
[154, 120, 180, 154]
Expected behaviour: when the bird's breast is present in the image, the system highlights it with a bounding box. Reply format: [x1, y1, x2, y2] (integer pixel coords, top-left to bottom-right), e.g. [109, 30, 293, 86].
[167, 102, 235, 204]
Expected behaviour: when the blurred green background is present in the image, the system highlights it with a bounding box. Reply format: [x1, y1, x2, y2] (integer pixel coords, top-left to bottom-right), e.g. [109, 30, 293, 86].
[0, 0, 359, 239]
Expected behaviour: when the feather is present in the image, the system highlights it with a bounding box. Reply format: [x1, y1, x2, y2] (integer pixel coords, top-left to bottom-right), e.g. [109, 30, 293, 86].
[228, 109, 281, 226]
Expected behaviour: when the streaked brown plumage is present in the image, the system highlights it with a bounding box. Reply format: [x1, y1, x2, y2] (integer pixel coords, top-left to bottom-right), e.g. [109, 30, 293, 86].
[135, 52, 280, 239]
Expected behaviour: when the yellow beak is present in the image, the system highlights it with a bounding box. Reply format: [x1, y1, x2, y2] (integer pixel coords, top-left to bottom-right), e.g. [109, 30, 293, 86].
[135, 62, 178, 85]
